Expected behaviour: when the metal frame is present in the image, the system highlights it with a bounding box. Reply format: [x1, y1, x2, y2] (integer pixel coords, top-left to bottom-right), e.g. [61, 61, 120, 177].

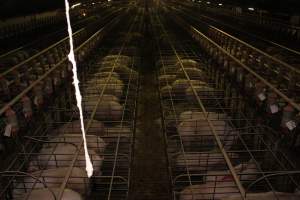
[0, 8, 123, 106]
[152, 8, 300, 200]
[0, 7, 140, 200]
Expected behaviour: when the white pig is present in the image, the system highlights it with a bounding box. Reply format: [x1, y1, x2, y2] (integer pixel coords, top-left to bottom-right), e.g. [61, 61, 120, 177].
[84, 77, 124, 98]
[15, 188, 82, 200]
[185, 85, 218, 102]
[180, 182, 240, 200]
[221, 191, 300, 200]
[177, 118, 232, 148]
[13, 167, 89, 196]
[175, 151, 239, 172]
[160, 85, 174, 99]
[100, 65, 138, 81]
[102, 55, 132, 67]
[94, 71, 120, 80]
[205, 159, 259, 183]
[28, 144, 103, 175]
[172, 79, 207, 96]
[48, 134, 106, 154]
[81, 96, 123, 121]
[176, 68, 205, 80]
[158, 74, 177, 87]
[179, 111, 228, 122]
[55, 120, 105, 136]
[159, 66, 178, 75]
[175, 59, 199, 69]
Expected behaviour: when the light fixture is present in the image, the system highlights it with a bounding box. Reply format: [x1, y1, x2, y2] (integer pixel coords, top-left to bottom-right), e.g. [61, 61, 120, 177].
[248, 7, 255, 11]
[218, 3, 223, 6]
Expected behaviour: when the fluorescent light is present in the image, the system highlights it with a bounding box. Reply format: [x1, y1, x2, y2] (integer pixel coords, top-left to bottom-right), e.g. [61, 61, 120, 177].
[218, 3, 223, 6]
[71, 3, 81, 9]
[207, 1, 210, 4]
[248, 7, 255, 11]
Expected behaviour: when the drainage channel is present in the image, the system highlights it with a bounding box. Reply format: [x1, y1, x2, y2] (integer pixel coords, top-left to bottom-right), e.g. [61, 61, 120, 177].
[129, 6, 172, 200]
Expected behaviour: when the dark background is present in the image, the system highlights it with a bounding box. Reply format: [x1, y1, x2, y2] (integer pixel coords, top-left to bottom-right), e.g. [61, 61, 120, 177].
[218, 0, 300, 14]
[0, 0, 299, 19]
[0, 0, 65, 19]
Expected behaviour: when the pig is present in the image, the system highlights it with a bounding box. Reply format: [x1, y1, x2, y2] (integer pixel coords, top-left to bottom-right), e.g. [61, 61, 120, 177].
[28, 144, 103, 175]
[56, 121, 131, 144]
[158, 75, 177, 87]
[93, 71, 120, 80]
[102, 55, 132, 67]
[175, 59, 199, 69]
[83, 77, 124, 98]
[179, 182, 240, 200]
[175, 151, 239, 172]
[47, 134, 106, 154]
[101, 125, 133, 152]
[156, 56, 178, 68]
[54, 119, 105, 136]
[159, 108, 211, 135]
[221, 191, 300, 200]
[81, 95, 123, 121]
[160, 85, 174, 99]
[172, 79, 207, 96]
[84, 94, 120, 102]
[13, 167, 90, 196]
[205, 159, 259, 183]
[100, 65, 138, 82]
[185, 85, 218, 103]
[177, 118, 232, 148]
[82, 85, 123, 99]
[159, 66, 178, 75]
[85, 76, 123, 87]
[176, 68, 205, 80]
[102, 125, 132, 137]
[179, 111, 228, 122]
[15, 188, 82, 200]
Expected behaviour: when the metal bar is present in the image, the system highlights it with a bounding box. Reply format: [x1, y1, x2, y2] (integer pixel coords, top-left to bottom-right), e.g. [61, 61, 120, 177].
[0, 16, 121, 116]
[154, 10, 247, 199]
[169, 12, 300, 112]
[56, 12, 130, 199]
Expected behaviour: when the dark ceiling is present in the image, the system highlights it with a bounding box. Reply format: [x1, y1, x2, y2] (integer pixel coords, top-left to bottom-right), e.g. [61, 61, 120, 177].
[216, 0, 300, 14]
[0, 0, 299, 19]
[0, 0, 64, 19]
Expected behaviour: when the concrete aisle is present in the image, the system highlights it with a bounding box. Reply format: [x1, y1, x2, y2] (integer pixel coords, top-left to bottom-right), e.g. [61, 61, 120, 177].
[129, 9, 171, 200]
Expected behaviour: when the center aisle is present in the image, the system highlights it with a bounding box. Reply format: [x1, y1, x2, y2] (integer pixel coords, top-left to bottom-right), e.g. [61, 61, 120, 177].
[129, 5, 171, 200]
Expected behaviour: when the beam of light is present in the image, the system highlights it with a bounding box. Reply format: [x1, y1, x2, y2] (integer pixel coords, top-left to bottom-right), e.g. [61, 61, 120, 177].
[64, 0, 93, 178]
[71, 3, 81, 9]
